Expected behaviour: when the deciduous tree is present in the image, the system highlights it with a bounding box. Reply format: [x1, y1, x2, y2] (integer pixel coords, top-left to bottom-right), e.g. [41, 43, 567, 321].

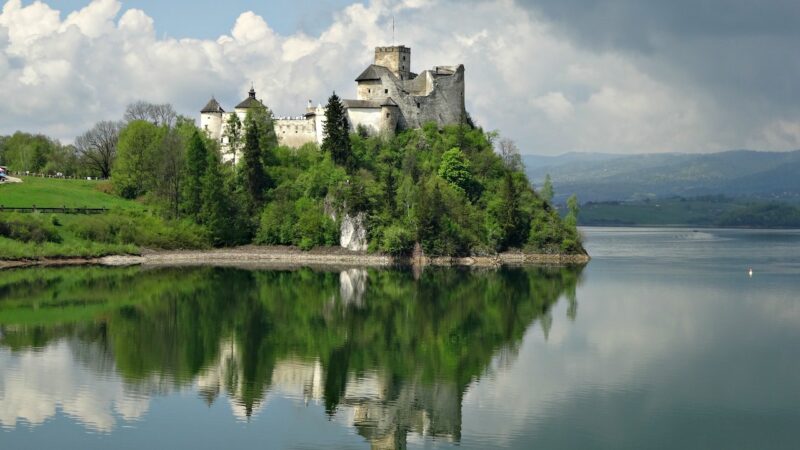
[75, 121, 121, 178]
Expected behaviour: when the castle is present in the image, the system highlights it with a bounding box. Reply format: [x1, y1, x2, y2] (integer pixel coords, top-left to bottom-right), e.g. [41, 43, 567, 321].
[200, 45, 466, 158]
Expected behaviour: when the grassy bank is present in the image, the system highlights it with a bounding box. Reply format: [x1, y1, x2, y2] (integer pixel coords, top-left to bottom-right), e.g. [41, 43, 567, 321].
[0, 176, 143, 210]
[0, 177, 207, 260]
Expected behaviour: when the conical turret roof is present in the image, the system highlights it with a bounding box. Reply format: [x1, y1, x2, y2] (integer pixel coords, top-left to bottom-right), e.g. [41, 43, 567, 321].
[201, 97, 224, 113]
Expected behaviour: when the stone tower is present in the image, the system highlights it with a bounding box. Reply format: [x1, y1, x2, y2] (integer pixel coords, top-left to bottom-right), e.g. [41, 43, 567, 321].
[374, 46, 411, 80]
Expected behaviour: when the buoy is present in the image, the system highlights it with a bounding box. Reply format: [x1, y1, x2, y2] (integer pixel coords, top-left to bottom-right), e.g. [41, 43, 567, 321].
[748, 268, 753, 277]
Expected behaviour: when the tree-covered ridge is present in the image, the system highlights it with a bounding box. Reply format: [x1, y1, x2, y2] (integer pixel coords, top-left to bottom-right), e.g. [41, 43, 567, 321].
[1, 99, 583, 257]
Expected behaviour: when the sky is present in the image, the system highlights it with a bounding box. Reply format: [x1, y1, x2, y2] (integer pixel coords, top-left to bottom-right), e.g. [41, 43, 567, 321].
[1, 0, 799, 155]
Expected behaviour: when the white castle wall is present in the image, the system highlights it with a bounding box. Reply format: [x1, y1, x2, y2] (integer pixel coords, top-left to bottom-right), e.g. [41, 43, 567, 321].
[346, 108, 383, 135]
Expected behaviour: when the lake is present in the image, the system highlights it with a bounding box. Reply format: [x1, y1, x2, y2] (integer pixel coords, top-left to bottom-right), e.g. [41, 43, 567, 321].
[1, 227, 799, 449]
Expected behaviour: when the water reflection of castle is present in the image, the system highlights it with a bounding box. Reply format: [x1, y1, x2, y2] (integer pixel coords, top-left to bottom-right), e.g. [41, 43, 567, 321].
[196, 342, 462, 450]
[0, 265, 581, 448]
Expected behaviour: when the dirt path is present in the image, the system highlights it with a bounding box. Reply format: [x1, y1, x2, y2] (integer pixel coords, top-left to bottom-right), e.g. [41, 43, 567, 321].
[1, 246, 590, 270]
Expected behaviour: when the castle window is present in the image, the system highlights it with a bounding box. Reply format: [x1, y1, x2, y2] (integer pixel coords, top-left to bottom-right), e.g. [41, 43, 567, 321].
[368, 88, 371, 93]
[386, 113, 390, 118]
[385, 89, 388, 94]
[417, 102, 421, 108]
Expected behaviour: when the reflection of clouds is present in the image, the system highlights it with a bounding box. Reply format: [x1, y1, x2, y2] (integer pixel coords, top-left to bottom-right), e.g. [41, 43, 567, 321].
[462, 269, 800, 445]
[0, 341, 150, 432]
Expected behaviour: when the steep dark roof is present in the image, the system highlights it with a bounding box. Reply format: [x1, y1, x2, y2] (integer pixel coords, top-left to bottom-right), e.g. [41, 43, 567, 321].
[235, 97, 264, 109]
[201, 97, 224, 113]
[235, 86, 264, 109]
[355, 64, 388, 82]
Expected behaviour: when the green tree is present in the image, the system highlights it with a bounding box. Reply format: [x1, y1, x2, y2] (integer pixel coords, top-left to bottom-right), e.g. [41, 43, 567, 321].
[541, 174, 554, 203]
[239, 105, 278, 213]
[200, 146, 230, 245]
[113, 120, 162, 199]
[565, 194, 579, 230]
[223, 113, 243, 166]
[438, 147, 479, 199]
[499, 171, 525, 248]
[321, 92, 353, 169]
[182, 130, 208, 219]
[241, 108, 272, 212]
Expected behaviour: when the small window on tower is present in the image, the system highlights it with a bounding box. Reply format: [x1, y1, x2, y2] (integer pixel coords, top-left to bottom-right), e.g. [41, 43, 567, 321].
[386, 113, 390, 118]
[417, 102, 421, 108]
[368, 89, 371, 93]
[385, 89, 388, 94]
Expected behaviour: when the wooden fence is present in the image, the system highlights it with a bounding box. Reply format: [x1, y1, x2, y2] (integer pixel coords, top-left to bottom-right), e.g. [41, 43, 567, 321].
[0, 206, 108, 214]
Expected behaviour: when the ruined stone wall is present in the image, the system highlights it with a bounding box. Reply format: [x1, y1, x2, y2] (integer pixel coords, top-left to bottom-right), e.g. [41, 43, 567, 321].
[275, 117, 318, 148]
[375, 65, 466, 130]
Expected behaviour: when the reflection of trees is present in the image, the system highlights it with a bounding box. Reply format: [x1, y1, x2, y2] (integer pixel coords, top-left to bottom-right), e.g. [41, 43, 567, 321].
[0, 264, 582, 446]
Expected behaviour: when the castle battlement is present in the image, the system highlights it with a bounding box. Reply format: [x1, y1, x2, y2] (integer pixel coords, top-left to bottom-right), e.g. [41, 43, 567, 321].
[200, 45, 465, 157]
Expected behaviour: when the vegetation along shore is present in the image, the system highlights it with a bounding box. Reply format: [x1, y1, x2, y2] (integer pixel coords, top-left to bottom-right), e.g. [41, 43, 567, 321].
[0, 98, 586, 265]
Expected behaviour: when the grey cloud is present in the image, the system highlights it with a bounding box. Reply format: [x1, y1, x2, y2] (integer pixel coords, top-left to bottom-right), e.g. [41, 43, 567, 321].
[509, 0, 800, 150]
[513, 0, 800, 50]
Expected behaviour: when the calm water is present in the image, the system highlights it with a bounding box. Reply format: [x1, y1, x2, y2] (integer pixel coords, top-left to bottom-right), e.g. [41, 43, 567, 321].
[1, 227, 799, 449]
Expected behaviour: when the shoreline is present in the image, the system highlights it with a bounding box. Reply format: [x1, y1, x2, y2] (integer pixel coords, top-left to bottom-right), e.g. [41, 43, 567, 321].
[0, 245, 590, 270]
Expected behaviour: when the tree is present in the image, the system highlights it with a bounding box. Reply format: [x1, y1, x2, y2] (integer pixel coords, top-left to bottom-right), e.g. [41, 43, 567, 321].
[223, 113, 243, 166]
[182, 130, 208, 218]
[438, 147, 479, 199]
[124, 101, 177, 127]
[241, 108, 270, 211]
[321, 92, 353, 169]
[75, 121, 121, 178]
[113, 120, 163, 199]
[153, 129, 185, 218]
[565, 194, 579, 230]
[541, 174, 554, 203]
[200, 145, 230, 245]
[499, 171, 525, 248]
[498, 138, 523, 172]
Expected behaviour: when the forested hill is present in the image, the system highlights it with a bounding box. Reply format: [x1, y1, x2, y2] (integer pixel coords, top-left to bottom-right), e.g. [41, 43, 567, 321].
[524, 150, 800, 204]
[1, 97, 585, 259]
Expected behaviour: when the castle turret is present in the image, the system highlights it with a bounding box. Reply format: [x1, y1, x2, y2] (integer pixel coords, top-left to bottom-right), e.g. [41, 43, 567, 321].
[200, 96, 225, 140]
[374, 45, 411, 80]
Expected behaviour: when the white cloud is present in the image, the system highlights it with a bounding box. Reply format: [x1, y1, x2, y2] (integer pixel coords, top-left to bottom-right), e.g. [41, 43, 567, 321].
[0, 0, 797, 153]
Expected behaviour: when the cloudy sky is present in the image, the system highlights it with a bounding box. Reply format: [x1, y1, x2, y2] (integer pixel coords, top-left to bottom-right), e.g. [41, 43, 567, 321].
[1, 0, 798, 154]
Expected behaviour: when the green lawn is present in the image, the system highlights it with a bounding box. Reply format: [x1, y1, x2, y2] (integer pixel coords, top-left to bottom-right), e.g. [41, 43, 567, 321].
[0, 177, 208, 260]
[0, 176, 146, 211]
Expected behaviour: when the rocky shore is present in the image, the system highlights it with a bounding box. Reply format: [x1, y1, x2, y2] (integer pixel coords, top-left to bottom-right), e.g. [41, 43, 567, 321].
[0, 245, 590, 270]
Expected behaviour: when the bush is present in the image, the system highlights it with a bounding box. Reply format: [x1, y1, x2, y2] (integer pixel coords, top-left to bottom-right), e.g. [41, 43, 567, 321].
[294, 197, 338, 249]
[256, 200, 296, 245]
[67, 212, 208, 249]
[380, 225, 414, 256]
[0, 214, 62, 243]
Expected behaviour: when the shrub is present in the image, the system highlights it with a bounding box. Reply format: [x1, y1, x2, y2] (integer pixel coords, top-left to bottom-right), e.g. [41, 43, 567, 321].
[380, 225, 414, 256]
[0, 214, 62, 243]
[256, 200, 296, 245]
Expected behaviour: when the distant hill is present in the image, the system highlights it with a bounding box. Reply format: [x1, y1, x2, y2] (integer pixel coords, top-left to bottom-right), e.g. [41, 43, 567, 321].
[524, 150, 800, 204]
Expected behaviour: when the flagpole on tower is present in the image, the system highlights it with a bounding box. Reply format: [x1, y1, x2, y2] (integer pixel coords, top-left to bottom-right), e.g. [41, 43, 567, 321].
[392, 16, 395, 46]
